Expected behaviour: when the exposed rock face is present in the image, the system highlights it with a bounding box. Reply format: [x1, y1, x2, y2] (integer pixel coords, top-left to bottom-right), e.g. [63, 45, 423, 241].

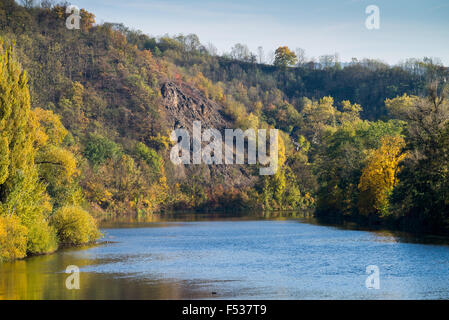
[161, 81, 229, 132]
[161, 81, 256, 189]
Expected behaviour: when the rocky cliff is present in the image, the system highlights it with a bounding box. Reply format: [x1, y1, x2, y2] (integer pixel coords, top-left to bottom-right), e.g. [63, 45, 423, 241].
[161, 81, 256, 189]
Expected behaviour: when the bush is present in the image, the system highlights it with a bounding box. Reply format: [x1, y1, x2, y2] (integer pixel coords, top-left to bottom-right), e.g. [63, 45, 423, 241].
[83, 134, 122, 166]
[0, 215, 28, 262]
[26, 219, 58, 255]
[135, 142, 163, 178]
[51, 206, 101, 245]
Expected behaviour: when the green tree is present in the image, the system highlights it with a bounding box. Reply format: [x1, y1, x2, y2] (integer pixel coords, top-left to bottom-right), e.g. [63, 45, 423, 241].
[84, 133, 122, 166]
[391, 83, 449, 232]
[135, 142, 163, 181]
[315, 120, 404, 216]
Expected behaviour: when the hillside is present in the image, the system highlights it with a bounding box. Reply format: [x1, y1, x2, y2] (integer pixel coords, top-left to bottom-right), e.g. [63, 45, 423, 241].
[1, 0, 449, 242]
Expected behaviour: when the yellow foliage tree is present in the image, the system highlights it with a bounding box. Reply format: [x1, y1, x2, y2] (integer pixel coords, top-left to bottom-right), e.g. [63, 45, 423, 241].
[0, 215, 28, 262]
[274, 46, 297, 68]
[385, 93, 419, 120]
[340, 100, 362, 123]
[302, 96, 340, 143]
[32, 108, 79, 207]
[33, 107, 68, 146]
[358, 136, 406, 216]
[51, 205, 100, 245]
[1, 40, 98, 260]
[0, 39, 55, 257]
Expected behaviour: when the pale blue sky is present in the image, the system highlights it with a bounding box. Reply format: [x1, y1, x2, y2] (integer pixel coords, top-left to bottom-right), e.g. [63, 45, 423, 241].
[70, 0, 449, 65]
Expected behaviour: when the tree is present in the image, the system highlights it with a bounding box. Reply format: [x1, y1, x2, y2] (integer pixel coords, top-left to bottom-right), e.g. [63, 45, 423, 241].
[0, 39, 55, 258]
[319, 54, 337, 69]
[51, 206, 100, 245]
[80, 9, 95, 32]
[230, 43, 251, 62]
[20, 0, 35, 8]
[385, 93, 419, 120]
[206, 42, 217, 56]
[0, 39, 41, 221]
[391, 83, 449, 231]
[315, 118, 404, 217]
[358, 136, 406, 216]
[0, 215, 28, 261]
[295, 47, 306, 66]
[135, 142, 163, 182]
[83, 133, 122, 166]
[274, 46, 297, 68]
[33, 108, 79, 208]
[40, 0, 55, 9]
[0, 40, 99, 260]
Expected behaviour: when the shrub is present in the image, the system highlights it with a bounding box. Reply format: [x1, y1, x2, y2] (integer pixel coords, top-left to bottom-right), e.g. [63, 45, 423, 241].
[83, 134, 122, 166]
[136, 142, 163, 177]
[26, 219, 58, 255]
[0, 215, 28, 262]
[51, 206, 101, 245]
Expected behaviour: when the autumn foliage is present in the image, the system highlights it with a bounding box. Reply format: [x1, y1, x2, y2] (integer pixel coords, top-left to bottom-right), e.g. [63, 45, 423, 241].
[0, 39, 99, 261]
[358, 136, 406, 216]
[1, 0, 448, 263]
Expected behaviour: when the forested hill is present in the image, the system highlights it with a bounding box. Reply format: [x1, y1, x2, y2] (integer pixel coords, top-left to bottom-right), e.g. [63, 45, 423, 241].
[162, 56, 428, 120]
[124, 28, 448, 121]
[1, 0, 449, 246]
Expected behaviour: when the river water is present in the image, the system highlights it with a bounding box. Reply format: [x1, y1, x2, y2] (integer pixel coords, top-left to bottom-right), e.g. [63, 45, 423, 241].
[1, 212, 448, 299]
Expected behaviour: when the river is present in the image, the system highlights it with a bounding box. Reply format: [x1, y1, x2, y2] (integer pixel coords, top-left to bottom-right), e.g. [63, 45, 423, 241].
[1, 212, 448, 299]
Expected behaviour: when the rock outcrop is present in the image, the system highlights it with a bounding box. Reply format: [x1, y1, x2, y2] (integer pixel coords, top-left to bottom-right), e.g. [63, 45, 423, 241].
[161, 81, 256, 189]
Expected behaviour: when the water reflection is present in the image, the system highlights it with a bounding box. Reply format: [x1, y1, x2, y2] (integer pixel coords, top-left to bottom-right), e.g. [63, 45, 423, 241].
[101, 211, 449, 246]
[0, 246, 215, 299]
[1, 211, 449, 300]
[99, 210, 314, 227]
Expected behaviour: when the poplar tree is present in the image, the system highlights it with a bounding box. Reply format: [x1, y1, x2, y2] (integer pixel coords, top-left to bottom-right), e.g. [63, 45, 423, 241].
[0, 39, 39, 216]
[0, 39, 57, 257]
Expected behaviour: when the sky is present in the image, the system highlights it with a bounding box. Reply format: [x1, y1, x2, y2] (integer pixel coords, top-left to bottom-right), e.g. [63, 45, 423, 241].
[68, 0, 449, 65]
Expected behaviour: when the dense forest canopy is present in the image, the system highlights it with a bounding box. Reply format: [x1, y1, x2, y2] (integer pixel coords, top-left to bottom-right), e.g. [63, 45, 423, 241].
[1, 0, 449, 261]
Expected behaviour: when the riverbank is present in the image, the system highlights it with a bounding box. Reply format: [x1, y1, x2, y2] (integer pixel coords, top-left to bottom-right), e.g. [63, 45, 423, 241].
[315, 210, 449, 238]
